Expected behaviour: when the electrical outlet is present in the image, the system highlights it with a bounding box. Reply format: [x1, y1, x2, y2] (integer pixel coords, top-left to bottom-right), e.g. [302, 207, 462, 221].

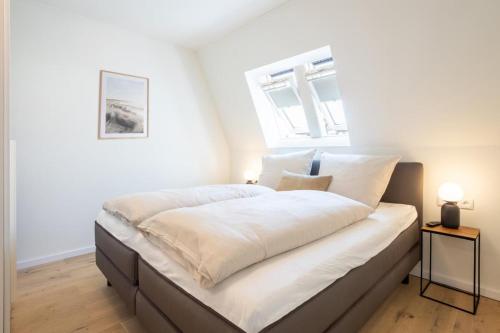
[436, 197, 474, 210]
[458, 199, 474, 210]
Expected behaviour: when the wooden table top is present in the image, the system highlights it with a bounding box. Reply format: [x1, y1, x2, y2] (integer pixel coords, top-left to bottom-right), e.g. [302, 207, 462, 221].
[421, 224, 480, 240]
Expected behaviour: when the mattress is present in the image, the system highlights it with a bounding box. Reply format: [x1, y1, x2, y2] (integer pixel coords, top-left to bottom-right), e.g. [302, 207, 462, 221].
[96, 202, 417, 333]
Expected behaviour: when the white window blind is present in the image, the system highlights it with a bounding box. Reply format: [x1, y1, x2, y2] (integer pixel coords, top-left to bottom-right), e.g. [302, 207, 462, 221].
[266, 86, 300, 107]
[309, 75, 341, 102]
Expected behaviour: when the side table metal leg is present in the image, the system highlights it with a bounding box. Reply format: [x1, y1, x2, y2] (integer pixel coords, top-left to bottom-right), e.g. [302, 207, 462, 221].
[429, 233, 432, 283]
[473, 237, 477, 314]
[420, 231, 423, 294]
[476, 234, 481, 313]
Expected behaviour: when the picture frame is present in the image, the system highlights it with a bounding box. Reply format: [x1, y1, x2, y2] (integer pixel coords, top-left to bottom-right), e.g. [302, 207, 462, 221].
[98, 70, 149, 139]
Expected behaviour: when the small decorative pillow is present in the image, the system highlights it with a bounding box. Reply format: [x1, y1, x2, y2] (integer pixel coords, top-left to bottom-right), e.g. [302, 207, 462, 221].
[276, 171, 333, 192]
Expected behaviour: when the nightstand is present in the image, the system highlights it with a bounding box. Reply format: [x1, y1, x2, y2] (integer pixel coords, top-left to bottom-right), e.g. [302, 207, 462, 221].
[420, 224, 480, 314]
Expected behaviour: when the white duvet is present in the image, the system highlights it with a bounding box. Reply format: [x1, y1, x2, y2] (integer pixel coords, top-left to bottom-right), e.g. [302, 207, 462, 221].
[103, 184, 273, 226]
[138, 190, 373, 288]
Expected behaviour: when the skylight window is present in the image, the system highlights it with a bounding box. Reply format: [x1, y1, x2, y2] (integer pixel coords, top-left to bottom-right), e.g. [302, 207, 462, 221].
[245, 46, 350, 148]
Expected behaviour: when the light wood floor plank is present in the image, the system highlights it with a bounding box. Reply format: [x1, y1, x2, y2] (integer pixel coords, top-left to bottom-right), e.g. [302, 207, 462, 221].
[12, 253, 500, 333]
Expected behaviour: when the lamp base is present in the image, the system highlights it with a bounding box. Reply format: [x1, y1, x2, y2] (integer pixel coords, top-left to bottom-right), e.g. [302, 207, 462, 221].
[441, 202, 460, 228]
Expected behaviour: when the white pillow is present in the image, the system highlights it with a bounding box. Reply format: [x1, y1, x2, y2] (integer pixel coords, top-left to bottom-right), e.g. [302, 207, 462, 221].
[318, 153, 400, 208]
[258, 149, 316, 189]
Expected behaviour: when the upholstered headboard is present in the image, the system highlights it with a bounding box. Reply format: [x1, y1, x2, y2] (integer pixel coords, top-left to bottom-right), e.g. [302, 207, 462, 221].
[310, 160, 423, 225]
[381, 163, 424, 225]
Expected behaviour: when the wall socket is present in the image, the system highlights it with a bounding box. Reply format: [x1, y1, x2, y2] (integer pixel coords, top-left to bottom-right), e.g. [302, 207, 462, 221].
[436, 198, 474, 210]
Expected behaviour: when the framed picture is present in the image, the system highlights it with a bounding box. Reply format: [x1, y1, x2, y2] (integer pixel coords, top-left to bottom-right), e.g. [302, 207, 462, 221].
[98, 70, 149, 139]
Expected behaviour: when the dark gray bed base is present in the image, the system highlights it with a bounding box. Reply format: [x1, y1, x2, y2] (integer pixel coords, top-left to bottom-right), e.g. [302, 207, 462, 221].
[95, 162, 423, 333]
[95, 223, 138, 312]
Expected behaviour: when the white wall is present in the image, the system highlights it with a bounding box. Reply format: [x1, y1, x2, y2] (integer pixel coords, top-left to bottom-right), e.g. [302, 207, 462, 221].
[11, 0, 230, 267]
[199, 0, 500, 299]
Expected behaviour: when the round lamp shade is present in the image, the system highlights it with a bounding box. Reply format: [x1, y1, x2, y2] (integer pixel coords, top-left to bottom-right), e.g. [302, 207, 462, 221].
[438, 182, 464, 203]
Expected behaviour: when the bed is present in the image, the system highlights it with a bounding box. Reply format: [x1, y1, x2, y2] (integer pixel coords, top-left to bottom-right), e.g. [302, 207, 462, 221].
[95, 161, 423, 332]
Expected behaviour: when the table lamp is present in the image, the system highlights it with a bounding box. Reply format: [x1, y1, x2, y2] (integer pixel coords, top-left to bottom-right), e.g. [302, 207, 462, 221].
[244, 170, 258, 184]
[438, 182, 464, 229]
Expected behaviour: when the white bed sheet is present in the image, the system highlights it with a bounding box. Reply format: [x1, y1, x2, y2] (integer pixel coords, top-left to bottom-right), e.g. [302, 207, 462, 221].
[96, 202, 417, 333]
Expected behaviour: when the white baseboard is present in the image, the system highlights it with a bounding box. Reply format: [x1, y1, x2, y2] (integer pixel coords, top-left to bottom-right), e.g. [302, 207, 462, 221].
[410, 266, 500, 302]
[16, 245, 95, 270]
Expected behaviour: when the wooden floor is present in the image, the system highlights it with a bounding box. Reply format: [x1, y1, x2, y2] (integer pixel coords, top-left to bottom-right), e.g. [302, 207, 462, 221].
[12, 253, 144, 333]
[12, 253, 500, 333]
